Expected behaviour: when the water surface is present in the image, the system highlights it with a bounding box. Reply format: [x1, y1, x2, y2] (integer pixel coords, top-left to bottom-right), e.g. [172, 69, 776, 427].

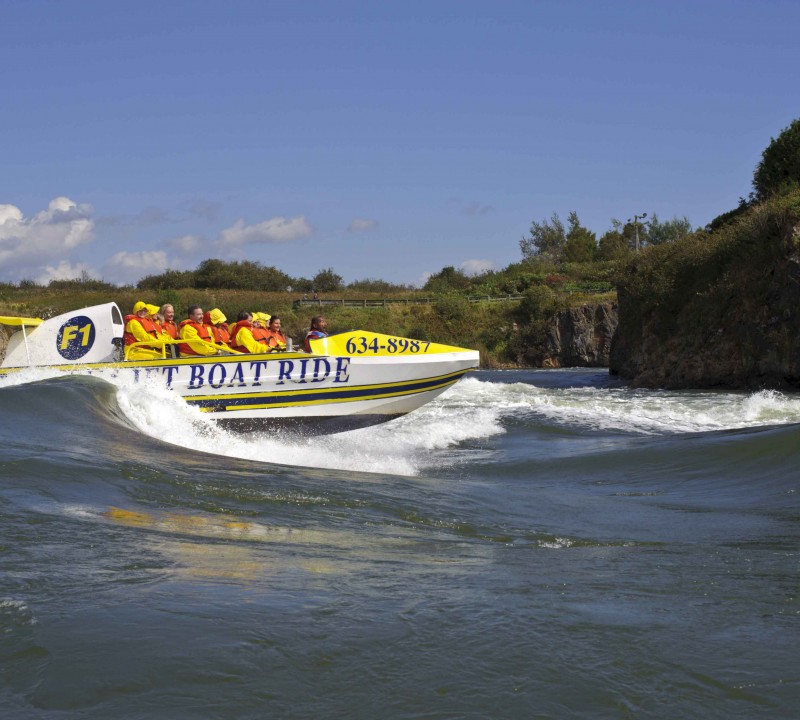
[1, 368, 798, 718]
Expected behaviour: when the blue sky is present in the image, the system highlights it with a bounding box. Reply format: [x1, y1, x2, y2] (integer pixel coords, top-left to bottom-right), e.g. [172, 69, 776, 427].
[1, 0, 798, 287]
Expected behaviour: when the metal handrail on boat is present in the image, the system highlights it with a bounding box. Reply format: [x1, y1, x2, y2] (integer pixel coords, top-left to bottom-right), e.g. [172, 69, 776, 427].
[123, 337, 246, 361]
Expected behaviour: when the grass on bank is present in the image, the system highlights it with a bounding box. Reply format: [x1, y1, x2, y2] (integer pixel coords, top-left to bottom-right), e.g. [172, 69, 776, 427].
[0, 265, 618, 367]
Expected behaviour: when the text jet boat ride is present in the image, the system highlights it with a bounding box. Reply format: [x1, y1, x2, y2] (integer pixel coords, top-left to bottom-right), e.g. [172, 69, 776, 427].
[0, 302, 480, 433]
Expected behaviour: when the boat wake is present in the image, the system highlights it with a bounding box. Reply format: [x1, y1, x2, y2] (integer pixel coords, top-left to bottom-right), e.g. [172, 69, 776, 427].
[452, 375, 800, 435]
[111, 371, 506, 476]
[3, 369, 800, 477]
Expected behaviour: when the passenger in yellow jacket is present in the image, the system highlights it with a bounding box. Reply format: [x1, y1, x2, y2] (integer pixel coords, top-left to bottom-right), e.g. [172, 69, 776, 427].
[228, 311, 271, 354]
[123, 301, 170, 360]
[177, 305, 223, 357]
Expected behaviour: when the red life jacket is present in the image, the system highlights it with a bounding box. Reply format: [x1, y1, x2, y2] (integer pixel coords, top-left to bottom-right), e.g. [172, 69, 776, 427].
[213, 325, 231, 345]
[162, 320, 179, 340]
[251, 324, 270, 343]
[177, 319, 214, 356]
[123, 314, 161, 348]
[304, 330, 327, 352]
[228, 320, 254, 353]
[266, 330, 286, 350]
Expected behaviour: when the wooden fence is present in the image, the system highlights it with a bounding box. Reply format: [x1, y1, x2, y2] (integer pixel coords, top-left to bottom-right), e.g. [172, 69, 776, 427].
[292, 294, 526, 309]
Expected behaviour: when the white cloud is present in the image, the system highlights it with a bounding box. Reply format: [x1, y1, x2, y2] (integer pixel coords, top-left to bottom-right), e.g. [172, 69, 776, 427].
[104, 250, 170, 284]
[0, 197, 95, 281]
[219, 216, 313, 246]
[35, 260, 98, 285]
[459, 259, 495, 275]
[106, 250, 168, 271]
[167, 234, 204, 253]
[0, 205, 23, 225]
[415, 271, 432, 288]
[347, 218, 378, 232]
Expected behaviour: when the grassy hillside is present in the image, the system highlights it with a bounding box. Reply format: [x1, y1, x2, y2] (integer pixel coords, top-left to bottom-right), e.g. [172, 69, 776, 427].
[611, 188, 800, 387]
[0, 282, 615, 367]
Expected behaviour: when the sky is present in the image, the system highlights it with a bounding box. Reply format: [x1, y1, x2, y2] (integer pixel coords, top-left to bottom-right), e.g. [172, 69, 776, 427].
[1, 0, 799, 288]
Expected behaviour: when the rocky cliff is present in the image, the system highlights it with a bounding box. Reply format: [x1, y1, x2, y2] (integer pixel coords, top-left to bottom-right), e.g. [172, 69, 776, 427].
[523, 302, 618, 368]
[610, 194, 800, 389]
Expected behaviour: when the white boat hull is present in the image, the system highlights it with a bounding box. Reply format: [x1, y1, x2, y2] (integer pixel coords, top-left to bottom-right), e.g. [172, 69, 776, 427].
[1, 303, 479, 433]
[112, 351, 477, 432]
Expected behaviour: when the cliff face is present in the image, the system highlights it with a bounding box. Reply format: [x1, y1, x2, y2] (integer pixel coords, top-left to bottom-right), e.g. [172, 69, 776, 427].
[522, 302, 618, 368]
[610, 209, 800, 389]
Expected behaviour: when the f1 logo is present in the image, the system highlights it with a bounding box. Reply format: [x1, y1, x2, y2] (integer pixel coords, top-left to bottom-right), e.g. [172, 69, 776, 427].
[57, 316, 95, 360]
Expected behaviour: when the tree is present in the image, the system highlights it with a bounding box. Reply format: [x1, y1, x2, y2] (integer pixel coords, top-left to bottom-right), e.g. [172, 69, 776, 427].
[138, 269, 196, 290]
[257, 264, 294, 292]
[597, 230, 627, 260]
[347, 278, 413, 293]
[753, 118, 800, 201]
[312, 267, 343, 292]
[645, 213, 693, 245]
[519, 212, 567, 261]
[423, 265, 472, 293]
[597, 219, 634, 260]
[194, 258, 238, 288]
[563, 211, 597, 262]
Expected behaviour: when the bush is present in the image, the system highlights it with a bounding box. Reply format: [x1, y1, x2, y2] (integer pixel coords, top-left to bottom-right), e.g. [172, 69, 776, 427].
[753, 118, 800, 201]
[138, 269, 195, 290]
[346, 278, 413, 293]
[515, 286, 560, 326]
[423, 266, 472, 293]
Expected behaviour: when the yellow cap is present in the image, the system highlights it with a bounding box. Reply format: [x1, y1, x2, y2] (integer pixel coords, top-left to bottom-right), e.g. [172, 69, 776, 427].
[133, 301, 147, 313]
[146, 304, 160, 316]
[208, 308, 227, 325]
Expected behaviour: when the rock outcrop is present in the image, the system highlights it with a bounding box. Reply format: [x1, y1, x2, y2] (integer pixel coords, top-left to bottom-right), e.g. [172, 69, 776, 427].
[610, 208, 800, 389]
[525, 302, 618, 367]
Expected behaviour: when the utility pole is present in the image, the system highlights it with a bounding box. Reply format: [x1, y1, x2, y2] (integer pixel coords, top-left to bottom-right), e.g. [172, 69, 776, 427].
[628, 212, 647, 251]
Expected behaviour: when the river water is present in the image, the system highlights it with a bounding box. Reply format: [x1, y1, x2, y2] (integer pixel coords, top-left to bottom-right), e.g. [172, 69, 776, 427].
[1, 368, 798, 719]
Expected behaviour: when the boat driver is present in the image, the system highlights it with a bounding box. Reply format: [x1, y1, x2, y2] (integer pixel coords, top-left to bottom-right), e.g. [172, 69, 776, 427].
[303, 316, 328, 352]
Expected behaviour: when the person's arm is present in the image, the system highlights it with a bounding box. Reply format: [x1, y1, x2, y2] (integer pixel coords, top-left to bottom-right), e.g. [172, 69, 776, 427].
[126, 318, 160, 344]
[235, 326, 270, 354]
[269, 332, 287, 350]
[181, 324, 219, 356]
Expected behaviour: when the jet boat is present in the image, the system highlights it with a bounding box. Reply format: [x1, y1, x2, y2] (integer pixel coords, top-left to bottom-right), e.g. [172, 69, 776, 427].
[0, 303, 479, 433]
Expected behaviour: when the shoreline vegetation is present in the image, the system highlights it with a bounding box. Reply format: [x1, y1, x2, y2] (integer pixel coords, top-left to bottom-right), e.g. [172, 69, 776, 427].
[3, 118, 800, 383]
[0, 275, 617, 369]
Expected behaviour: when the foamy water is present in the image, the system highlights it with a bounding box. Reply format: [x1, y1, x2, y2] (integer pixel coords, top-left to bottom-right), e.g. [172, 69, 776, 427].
[449, 376, 800, 435]
[2, 368, 799, 719]
[110, 372, 506, 476]
[5, 368, 800, 475]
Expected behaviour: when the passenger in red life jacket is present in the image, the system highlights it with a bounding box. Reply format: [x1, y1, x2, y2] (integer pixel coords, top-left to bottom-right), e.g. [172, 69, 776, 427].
[160, 303, 179, 340]
[228, 311, 272, 354]
[203, 308, 232, 349]
[304, 316, 328, 353]
[178, 305, 221, 357]
[265, 316, 287, 351]
[251, 312, 271, 344]
[123, 300, 169, 360]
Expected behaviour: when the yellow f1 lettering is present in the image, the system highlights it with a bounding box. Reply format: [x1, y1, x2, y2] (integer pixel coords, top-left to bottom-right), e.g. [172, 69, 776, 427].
[60, 325, 79, 349]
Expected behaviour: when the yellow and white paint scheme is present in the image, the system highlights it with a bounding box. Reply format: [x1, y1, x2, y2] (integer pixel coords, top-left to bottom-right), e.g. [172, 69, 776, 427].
[0, 303, 479, 432]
